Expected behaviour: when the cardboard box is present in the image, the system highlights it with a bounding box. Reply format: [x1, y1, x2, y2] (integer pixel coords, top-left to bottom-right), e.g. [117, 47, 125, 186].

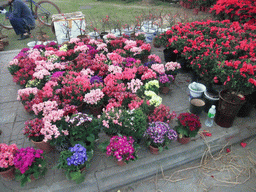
[52, 12, 86, 44]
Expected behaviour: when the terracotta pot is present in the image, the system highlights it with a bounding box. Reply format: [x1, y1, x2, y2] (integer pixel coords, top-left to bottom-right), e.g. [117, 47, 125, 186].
[177, 136, 190, 144]
[0, 167, 15, 180]
[31, 140, 54, 153]
[160, 86, 170, 94]
[149, 145, 160, 155]
[116, 160, 126, 166]
[214, 90, 245, 128]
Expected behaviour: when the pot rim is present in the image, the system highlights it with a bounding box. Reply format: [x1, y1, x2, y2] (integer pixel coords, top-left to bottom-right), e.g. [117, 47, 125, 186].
[188, 83, 206, 93]
[204, 91, 219, 101]
[219, 89, 245, 105]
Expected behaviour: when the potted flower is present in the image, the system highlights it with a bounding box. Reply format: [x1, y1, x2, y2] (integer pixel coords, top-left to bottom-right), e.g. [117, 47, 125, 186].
[148, 104, 176, 124]
[67, 112, 100, 150]
[23, 118, 54, 153]
[100, 135, 138, 166]
[83, 87, 105, 116]
[158, 74, 173, 94]
[165, 61, 181, 80]
[14, 147, 47, 187]
[55, 144, 93, 183]
[144, 80, 160, 95]
[120, 108, 148, 142]
[144, 121, 178, 154]
[175, 113, 202, 144]
[0, 143, 18, 180]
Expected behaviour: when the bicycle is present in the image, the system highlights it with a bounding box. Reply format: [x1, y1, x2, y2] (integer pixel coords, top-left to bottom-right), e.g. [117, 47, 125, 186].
[0, 0, 61, 29]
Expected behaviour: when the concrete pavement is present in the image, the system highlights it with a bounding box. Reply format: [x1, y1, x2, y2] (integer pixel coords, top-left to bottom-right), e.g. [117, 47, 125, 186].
[0, 47, 256, 192]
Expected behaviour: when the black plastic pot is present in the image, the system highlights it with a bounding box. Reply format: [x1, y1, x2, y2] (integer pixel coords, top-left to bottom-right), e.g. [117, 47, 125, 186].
[203, 90, 219, 113]
[190, 98, 205, 115]
[163, 48, 177, 62]
[237, 93, 255, 117]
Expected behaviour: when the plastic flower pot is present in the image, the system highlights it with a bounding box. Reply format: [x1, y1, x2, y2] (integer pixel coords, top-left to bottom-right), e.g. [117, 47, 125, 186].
[189, 98, 205, 115]
[188, 82, 206, 98]
[149, 145, 160, 155]
[177, 136, 190, 144]
[203, 90, 219, 113]
[163, 48, 177, 62]
[0, 167, 15, 180]
[31, 140, 54, 153]
[116, 160, 127, 166]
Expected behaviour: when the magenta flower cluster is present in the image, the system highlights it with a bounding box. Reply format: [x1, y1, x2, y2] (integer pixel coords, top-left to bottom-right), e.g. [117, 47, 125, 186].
[13, 147, 43, 174]
[106, 136, 136, 162]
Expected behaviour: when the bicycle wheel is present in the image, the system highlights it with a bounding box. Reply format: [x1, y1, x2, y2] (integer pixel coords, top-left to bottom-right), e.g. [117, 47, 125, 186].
[35, 0, 61, 27]
[0, 4, 13, 29]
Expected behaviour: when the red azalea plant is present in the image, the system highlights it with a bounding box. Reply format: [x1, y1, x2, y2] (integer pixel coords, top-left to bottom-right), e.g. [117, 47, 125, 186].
[210, 0, 256, 24]
[162, 20, 256, 95]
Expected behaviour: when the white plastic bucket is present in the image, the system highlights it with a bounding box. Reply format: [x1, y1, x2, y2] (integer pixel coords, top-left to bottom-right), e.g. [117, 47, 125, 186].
[188, 82, 206, 98]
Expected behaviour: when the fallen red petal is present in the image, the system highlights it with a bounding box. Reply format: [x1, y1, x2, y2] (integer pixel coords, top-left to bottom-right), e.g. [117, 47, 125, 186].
[226, 148, 231, 153]
[240, 142, 247, 148]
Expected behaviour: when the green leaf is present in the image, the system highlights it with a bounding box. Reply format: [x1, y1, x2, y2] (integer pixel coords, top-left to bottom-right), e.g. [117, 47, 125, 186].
[158, 146, 163, 153]
[86, 134, 95, 142]
[70, 171, 82, 181]
[98, 141, 109, 152]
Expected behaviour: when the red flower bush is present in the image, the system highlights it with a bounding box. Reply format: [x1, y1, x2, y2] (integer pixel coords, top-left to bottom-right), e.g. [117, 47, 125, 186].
[161, 20, 256, 94]
[211, 0, 256, 24]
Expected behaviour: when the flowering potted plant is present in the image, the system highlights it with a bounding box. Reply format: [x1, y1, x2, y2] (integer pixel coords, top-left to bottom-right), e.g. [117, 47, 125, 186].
[144, 80, 159, 94]
[120, 108, 148, 142]
[100, 135, 138, 166]
[55, 144, 93, 183]
[148, 104, 176, 124]
[67, 112, 100, 150]
[83, 87, 105, 116]
[175, 113, 202, 144]
[158, 74, 173, 94]
[14, 147, 47, 187]
[0, 143, 18, 180]
[165, 61, 181, 78]
[144, 121, 177, 154]
[23, 118, 54, 153]
[99, 107, 124, 136]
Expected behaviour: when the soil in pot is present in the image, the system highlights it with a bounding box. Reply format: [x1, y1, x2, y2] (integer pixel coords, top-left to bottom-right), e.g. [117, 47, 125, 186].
[190, 98, 205, 115]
